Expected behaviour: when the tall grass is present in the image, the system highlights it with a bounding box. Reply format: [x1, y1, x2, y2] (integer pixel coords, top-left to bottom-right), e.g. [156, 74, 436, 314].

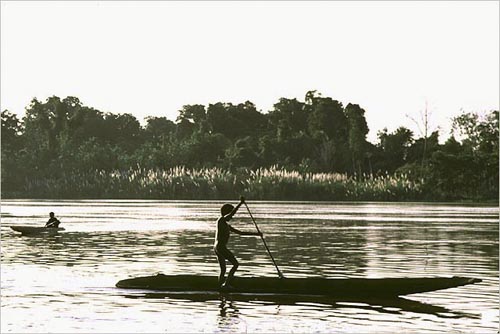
[18, 166, 426, 201]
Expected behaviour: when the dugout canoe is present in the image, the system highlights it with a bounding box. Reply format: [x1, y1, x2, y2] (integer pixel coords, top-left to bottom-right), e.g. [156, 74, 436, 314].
[10, 225, 65, 235]
[115, 274, 481, 297]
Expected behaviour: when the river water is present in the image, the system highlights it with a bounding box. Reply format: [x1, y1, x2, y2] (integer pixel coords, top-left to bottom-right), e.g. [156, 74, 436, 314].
[1, 200, 498, 333]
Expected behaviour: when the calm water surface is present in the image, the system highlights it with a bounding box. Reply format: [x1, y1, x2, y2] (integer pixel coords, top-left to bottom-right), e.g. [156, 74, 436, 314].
[1, 200, 498, 333]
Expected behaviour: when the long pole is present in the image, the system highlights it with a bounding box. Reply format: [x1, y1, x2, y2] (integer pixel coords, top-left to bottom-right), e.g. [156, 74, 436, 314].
[244, 202, 285, 279]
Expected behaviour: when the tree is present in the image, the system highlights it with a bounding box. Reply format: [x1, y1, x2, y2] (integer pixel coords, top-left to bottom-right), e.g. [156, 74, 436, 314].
[205, 101, 267, 140]
[449, 110, 499, 198]
[20, 96, 72, 175]
[1, 110, 23, 152]
[376, 127, 414, 172]
[176, 104, 206, 124]
[23, 96, 67, 157]
[268, 98, 308, 141]
[306, 93, 347, 142]
[406, 101, 438, 166]
[305, 91, 349, 172]
[1, 110, 25, 193]
[182, 132, 230, 167]
[144, 116, 175, 143]
[408, 131, 440, 165]
[452, 110, 499, 154]
[176, 104, 207, 133]
[176, 118, 196, 141]
[206, 103, 237, 139]
[225, 136, 261, 169]
[345, 103, 369, 175]
[230, 101, 267, 138]
[65, 106, 106, 146]
[102, 113, 143, 152]
[75, 138, 124, 171]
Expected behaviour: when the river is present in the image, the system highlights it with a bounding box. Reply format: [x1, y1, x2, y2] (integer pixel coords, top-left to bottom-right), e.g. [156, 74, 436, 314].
[1, 200, 498, 333]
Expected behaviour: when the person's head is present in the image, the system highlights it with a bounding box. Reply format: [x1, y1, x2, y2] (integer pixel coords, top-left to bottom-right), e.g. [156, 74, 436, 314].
[221, 203, 234, 217]
[49, 212, 55, 218]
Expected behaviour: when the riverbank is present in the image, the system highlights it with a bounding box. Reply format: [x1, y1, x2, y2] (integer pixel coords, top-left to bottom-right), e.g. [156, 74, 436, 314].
[3, 166, 497, 202]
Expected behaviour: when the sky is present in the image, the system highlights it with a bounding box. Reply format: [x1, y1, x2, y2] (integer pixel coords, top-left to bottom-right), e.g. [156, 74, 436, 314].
[1, 1, 498, 143]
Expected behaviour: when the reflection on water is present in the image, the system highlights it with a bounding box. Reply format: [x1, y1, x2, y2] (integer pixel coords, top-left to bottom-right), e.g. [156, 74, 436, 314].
[124, 291, 480, 319]
[1, 200, 498, 333]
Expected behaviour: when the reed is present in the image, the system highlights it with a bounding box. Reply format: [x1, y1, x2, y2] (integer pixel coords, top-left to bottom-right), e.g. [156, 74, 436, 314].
[18, 166, 426, 201]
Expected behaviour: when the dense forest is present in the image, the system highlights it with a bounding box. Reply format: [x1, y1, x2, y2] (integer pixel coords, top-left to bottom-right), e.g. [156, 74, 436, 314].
[1, 92, 498, 201]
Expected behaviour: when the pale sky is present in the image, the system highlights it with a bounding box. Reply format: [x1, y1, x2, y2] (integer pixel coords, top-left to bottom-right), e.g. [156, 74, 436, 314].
[1, 1, 498, 143]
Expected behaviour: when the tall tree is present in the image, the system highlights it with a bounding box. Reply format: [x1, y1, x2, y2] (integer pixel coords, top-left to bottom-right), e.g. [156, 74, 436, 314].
[22, 96, 72, 173]
[305, 91, 349, 172]
[345, 103, 369, 175]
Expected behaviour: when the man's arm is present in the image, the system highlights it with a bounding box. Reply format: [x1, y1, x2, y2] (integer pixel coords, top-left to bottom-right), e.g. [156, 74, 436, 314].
[225, 196, 262, 236]
[223, 196, 245, 220]
[46, 218, 60, 227]
[228, 224, 262, 236]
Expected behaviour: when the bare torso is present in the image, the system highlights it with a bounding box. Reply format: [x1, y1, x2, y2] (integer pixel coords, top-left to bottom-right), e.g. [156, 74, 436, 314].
[214, 217, 230, 249]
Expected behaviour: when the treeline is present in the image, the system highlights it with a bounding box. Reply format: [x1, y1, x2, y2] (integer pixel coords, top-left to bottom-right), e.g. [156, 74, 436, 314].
[1, 92, 498, 201]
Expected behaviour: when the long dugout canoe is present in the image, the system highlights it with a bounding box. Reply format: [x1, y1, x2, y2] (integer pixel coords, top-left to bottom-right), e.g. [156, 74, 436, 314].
[116, 274, 481, 297]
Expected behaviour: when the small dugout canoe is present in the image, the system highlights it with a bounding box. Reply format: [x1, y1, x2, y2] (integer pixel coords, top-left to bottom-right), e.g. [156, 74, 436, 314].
[10, 225, 65, 235]
[116, 274, 481, 297]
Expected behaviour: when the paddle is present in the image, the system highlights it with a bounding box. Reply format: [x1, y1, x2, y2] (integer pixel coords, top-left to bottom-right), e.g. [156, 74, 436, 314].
[243, 201, 285, 279]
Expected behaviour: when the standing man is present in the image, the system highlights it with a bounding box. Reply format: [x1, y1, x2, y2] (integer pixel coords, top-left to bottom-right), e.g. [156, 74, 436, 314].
[214, 196, 261, 289]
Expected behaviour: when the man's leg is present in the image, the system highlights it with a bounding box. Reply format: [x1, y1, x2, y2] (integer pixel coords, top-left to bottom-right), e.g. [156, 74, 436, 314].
[215, 251, 226, 286]
[224, 249, 239, 286]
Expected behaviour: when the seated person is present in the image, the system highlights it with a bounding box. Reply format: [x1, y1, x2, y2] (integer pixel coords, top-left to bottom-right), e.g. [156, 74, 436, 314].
[45, 212, 61, 228]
